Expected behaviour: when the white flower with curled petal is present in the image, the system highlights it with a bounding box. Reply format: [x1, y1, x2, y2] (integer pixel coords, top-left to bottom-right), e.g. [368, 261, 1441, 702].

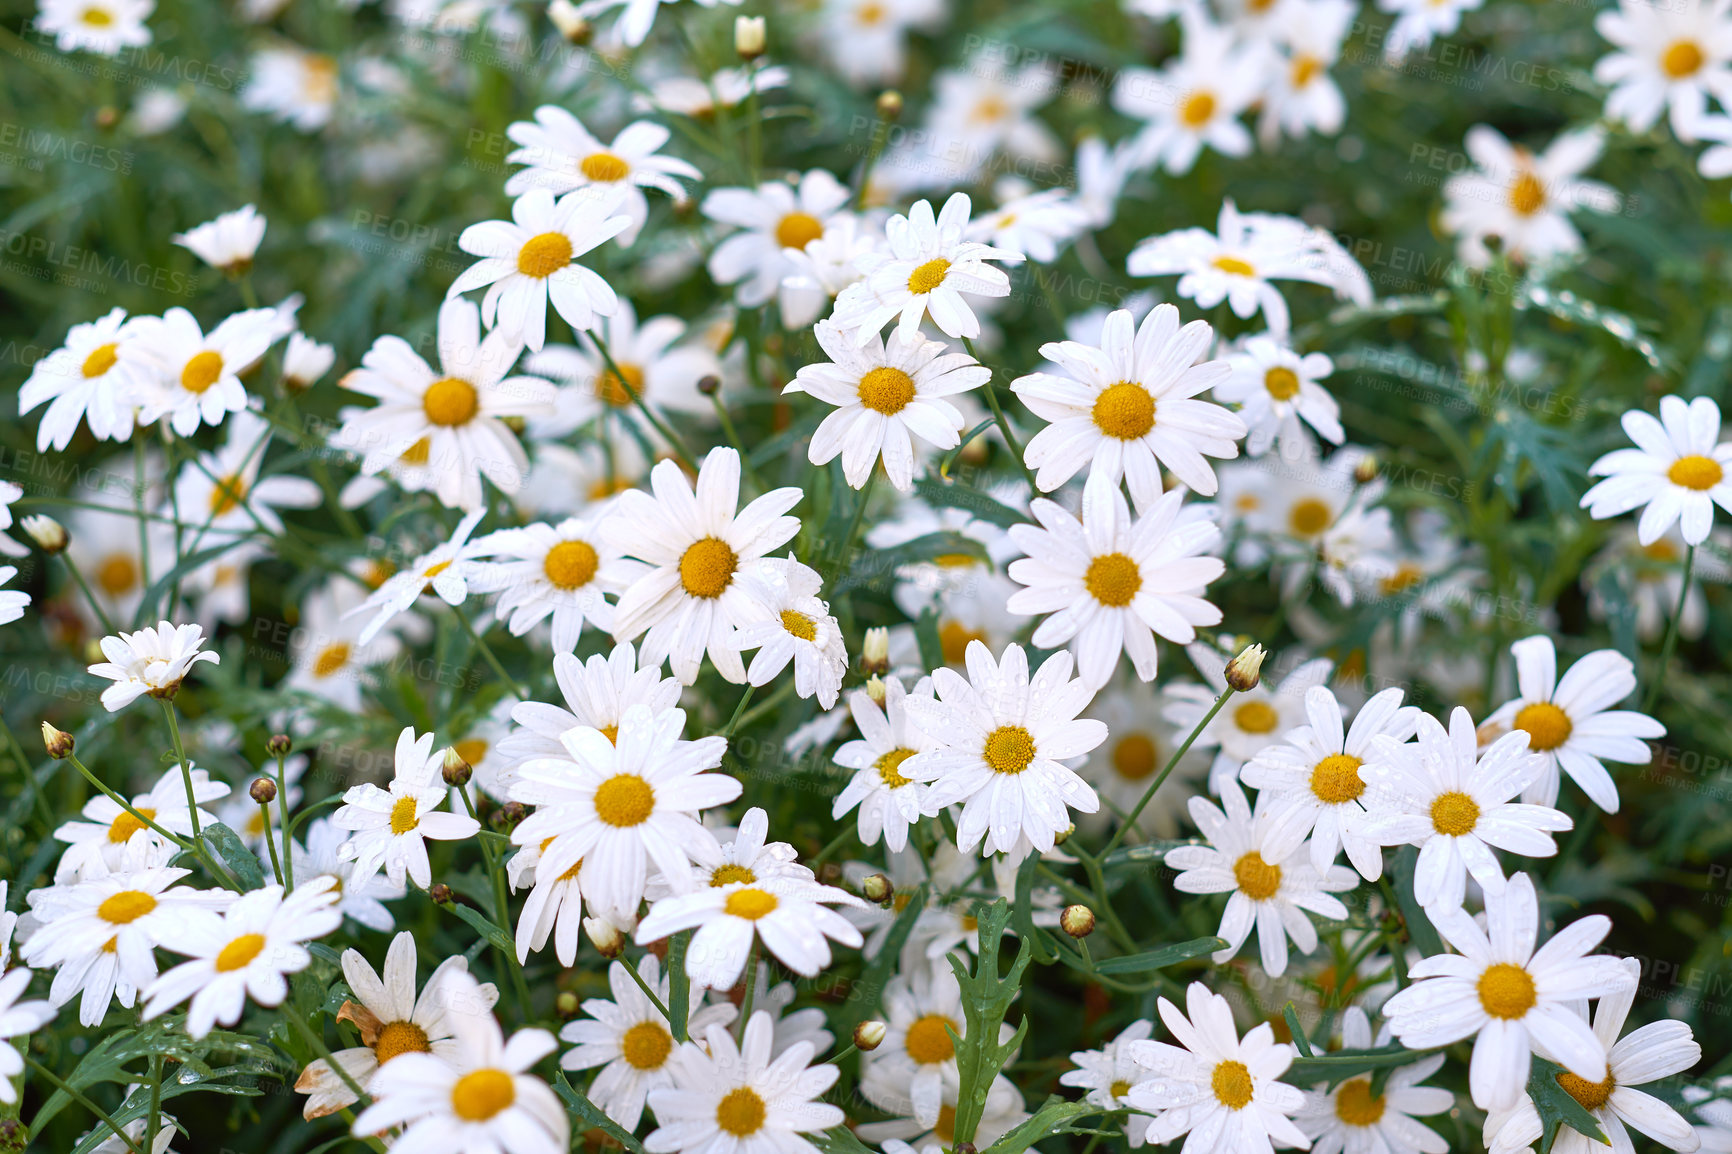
[121, 307, 278, 437]
[636, 874, 864, 992]
[88, 620, 220, 711]
[1594, 0, 1732, 142]
[733, 556, 848, 709]
[173, 205, 266, 274]
[831, 675, 939, 853]
[332, 727, 483, 890]
[343, 508, 490, 645]
[1581, 395, 1732, 546]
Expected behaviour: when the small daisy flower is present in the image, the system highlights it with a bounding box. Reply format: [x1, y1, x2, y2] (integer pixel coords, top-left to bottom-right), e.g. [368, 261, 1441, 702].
[447, 187, 632, 353]
[88, 620, 219, 711]
[173, 205, 266, 275]
[332, 726, 483, 890]
[344, 508, 489, 645]
[523, 300, 718, 440]
[832, 192, 1020, 346]
[19, 307, 140, 451]
[1007, 486, 1225, 688]
[52, 763, 228, 880]
[1059, 1019, 1158, 1147]
[902, 640, 1107, 859]
[1293, 1007, 1453, 1154]
[289, 816, 407, 933]
[0, 567, 27, 627]
[636, 874, 864, 991]
[1382, 871, 1636, 1112]
[282, 331, 335, 389]
[122, 307, 278, 437]
[295, 931, 498, 1119]
[171, 409, 321, 539]
[733, 556, 847, 709]
[1367, 707, 1570, 911]
[857, 1073, 1028, 1154]
[1441, 126, 1619, 269]
[142, 876, 342, 1039]
[1167, 648, 1334, 789]
[607, 447, 804, 685]
[1379, 0, 1485, 60]
[779, 213, 875, 330]
[0, 968, 55, 1104]
[242, 46, 338, 131]
[832, 675, 939, 853]
[1595, 0, 1732, 141]
[1165, 780, 1358, 977]
[1483, 635, 1665, 813]
[966, 185, 1091, 265]
[1112, 12, 1263, 175]
[1216, 335, 1343, 457]
[787, 320, 987, 492]
[703, 169, 852, 309]
[1259, 0, 1354, 143]
[1123, 981, 1309, 1153]
[644, 1010, 844, 1154]
[505, 108, 700, 245]
[663, 806, 816, 900]
[469, 514, 630, 652]
[35, 0, 152, 54]
[496, 641, 682, 777]
[1581, 394, 1732, 546]
[636, 65, 789, 118]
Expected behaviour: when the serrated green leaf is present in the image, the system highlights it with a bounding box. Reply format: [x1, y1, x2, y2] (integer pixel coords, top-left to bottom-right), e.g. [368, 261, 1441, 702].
[1092, 937, 1226, 975]
[979, 1095, 1104, 1154]
[203, 822, 266, 891]
[1527, 1056, 1608, 1152]
[946, 899, 1031, 1149]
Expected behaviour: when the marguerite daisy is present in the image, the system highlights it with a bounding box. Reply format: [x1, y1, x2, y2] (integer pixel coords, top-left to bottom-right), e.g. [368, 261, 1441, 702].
[1293, 1007, 1454, 1154]
[1215, 335, 1343, 458]
[170, 409, 321, 540]
[345, 508, 489, 645]
[469, 514, 630, 652]
[733, 556, 848, 709]
[1111, 11, 1262, 175]
[0, 968, 55, 1104]
[173, 205, 266, 275]
[505, 108, 700, 245]
[332, 727, 482, 890]
[1441, 125, 1618, 268]
[831, 675, 939, 853]
[495, 641, 681, 777]
[122, 307, 278, 437]
[703, 169, 852, 309]
[35, 0, 152, 54]
[1059, 1019, 1157, 1147]
[1581, 394, 1732, 546]
[52, 763, 228, 879]
[635, 874, 864, 991]
[1594, 0, 1732, 141]
[87, 620, 219, 711]
[19, 307, 140, 451]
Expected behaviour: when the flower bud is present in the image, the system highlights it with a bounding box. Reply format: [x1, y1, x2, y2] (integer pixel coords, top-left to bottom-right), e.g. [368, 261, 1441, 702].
[547, 0, 591, 42]
[21, 514, 67, 554]
[557, 990, 581, 1018]
[955, 1144, 976, 1154]
[861, 626, 890, 675]
[491, 801, 527, 832]
[1225, 644, 1265, 693]
[1052, 822, 1075, 846]
[734, 14, 766, 60]
[42, 721, 74, 760]
[854, 1020, 887, 1051]
[430, 883, 455, 905]
[876, 90, 904, 121]
[865, 673, 887, 706]
[442, 746, 473, 788]
[266, 733, 292, 757]
[1353, 455, 1379, 486]
[584, 917, 625, 958]
[281, 332, 335, 394]
[860, 873, 893, 905]
[1060, 904, 1096, 939]
[697, 374, 722, 396]
[250, 777, 278, 805]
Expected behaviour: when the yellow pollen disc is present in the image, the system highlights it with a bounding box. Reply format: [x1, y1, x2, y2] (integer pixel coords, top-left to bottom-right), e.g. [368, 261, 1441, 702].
[1234, 701, 1279, 734]
[208, 475, 247, 517]
[1234, 852, 1282, 900]
[961, 913, 978, 931]
[1514, 701, 1572, 752]
[214, 932, 267, 973]
[516, 231, 573, 278]
[1092, 381, 1156, 440]
[970, 95, 1008, 125]
[599, 724, 619, 745]
[938, 621, 986, 666]
[1309, 753, 1365, 804]
[82, 342, 119, 378]
[389, 796, 419, 835]
[855, 0, 885, 22]
[594, 773, 655, 827]
[107, 807, 156, 843]
[621, 1020, 674, 1069]
[1556, 1067, 1616, 1112]
[400, 437, 432, 466]
[423, 377, 479, 427]
[1264, 366, 1300, 400]
[775, 212, 825, 251]
[101, 936, 118, 953]
[1288, 497, 1334, 536]
[904, 1014, 958, 1064]
[716, 1087, 767, 1137]
[1109, 1079, 1132, 1100]
[1290, 54, 1322, 87]
[679, 537, 737, 598]
[1508, 171, 1547, 216]
[1084, 552, 1142, 608]
[1662, 38, 1705, 78]
[455, 738, 488, 767]
[983, 725, 1036, 774]
[1179, 91, 1217, 128]
[892, 892, 911, 912]
[875, 747, 917, 788]
[81, 5, 114, 23]
[709, 864, 757, 887]
[1668, 454, 1724, 490]
[596, 360, 644, 407]
[1211, 1059, 1253, 1109]
[1380, 563, 1424, 595]
[934, 1104, 958, 1143]
[1430, 790, 1480, 836]
[724, 887, 779, 920]
[781, 609, 818, 641]
[1212, 255, 1256, 277]
[97, 553, 138, 596]
[98, 890, 158, 924]
[1112, 733, 1158, 781]
[933, 553, 980, 568]
[451, 1068, 516, 1121]
[364, 560, 396, 588]
[858, 366, 917, 414]
[558, 858, 584, 882]
[424, 559, 453, 579]
[1640, 538, 1680, 562]
[374, 1020, 431, 1064]
[181, 350, 225, 394]
[906, 258, 951, 295]
[1335, 1078, 1386, 1126]
[581, 152, 631, 182]
[543, 540, 600, 590]
[1477, 962, 1537, 1019]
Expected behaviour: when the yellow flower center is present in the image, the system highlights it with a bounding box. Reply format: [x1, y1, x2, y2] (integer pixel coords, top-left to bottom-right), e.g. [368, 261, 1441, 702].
[107, 807, 156, 843]
[214, 932, 267, 973]
[934, 1104, 957, 1143]
[580, 152, 631, 182]
[1556, 1067, 1616, 1112]
[904, 1014, 958, 1064]
[1668, 454, 1724, 490]
[98, 890, 158, 924]
[858, 366, 917, 415]
[906, 258, 951, 295]
[1234, 701, 1279, 734]
[594, 773, 655, 827]
[1508, 171, 1547, 216]
[983, 725, 1036, 774]
[875, 747, 917, 788]
[1112, 733, 1158, 781]
[1212, 255, 1256, 277]
[1290, 54, 1323, 88]
[1514, 701, 1572, 752]
[1477, 962, 1537, 1019]
[599, 724, 619, 744]
[1179, 91, 1217, 128]
[81, 5, 114, 24]
[97, 553, 138, 596]
[1234, 851, 1282, 900]
[1211, 1059, 1253, 1109]
[516, 231, 573, 278]
[1084, 552, 1142, 608]
[389, 796, 419, 835]
[709, 864, 757, 887]
[544, 540, 600, 589]
[1288, 497, 1334, 536]
[423, 377, 479, 427]
[1379, 563, 1424, 595]
[679, 537, 737, 598]
[855, 0, 885, 21]
[451, 1068, 516, 1121]
[723, 887, 779, 920]
[181, 350, 225, 394]
[398, 437, 432, 466]
[1335, 1078, 1386, 1126]
[82, 342, 119, 377]
[716, 1087, 767, 1136]
[775, 212, 825, 251]
[374, 1020, 431, 1064]
[1429, 790, 1480, 836]
[596, 360, 644, 407]
[208, 475, 247, 517]
[939, 621, 985, 666]
[1109, 1079, 1132, 1100]
[621, 1020, 674, 1070]
[1092, 382, 1156, 440]
[781, 609, 817, 641]
[1310, 753, 1365, 804]
[1662, 38, 1705, 78]
[1264, 366, 1300, 400]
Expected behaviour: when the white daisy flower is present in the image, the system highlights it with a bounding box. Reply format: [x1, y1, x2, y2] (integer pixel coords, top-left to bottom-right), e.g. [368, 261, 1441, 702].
[703, 169, 852, 309]
[1123, 981, 1309, 1153]
[831, 192, 1020, 346]
[1293, 1007, 1454, 1154]
[1011, 304, 1244, 505]
[122, 307, 278, 437]
[1216, 335, 1343, 457]
[505, 109, 700, 244]
[523, 300, 718, 440]
[52, 762, 228, 880]
[282, 331, 335, 389]
[18, 307, 141, 451]
[287, 816, 407, 933]
[1441, 126, 1619, 269]
[173, 205, 266, 275]
[966, 185, 1091, 265]
[635, 874, 864, 991]
[606, 446, 804, 685]
[1581, 394, 1732, 546]
[1584, 523, 1732, 643]
[1112, 12, 1264, 175]
[496, 641, 682, 782]
[1258, 0, 1354, 143]
[509, 702, 739, 922]
[344, 508, 490, 645]
[1165, 780, 1358, 977]
[242, 46, 338, 131]
[35, 0, 151, 54]
[295, 931, 498, 1118]
[284, 581, 405, 712]
[447, 187, 631, 353]
[832, 675, 939, 853]
[171, 409, 321, 540]
[787, 320, 987, 492]
[332, 726, 483, 890]
[662, 806, 815, 898]
[559, 954, 736, 1130]
[1378, 0, 1484, 61]
[818, 0, 943, 86]
[0, 567, 27, 627]
[142, 876, 342, 1038]
[1382, 871, 1636, 1111]
[468, 514, 630, 653]
[857, 1071, 1028, 1154]
[1059, 1019, 1158, 1146]
[779, 213, 876, 330]
[1483, 635, 1664, 813]
[87, 620, 219, 711]
[1595, 0, 1732, 142]
[733, 556, 847, 708]
[0, 968, 55, 1104]
[902, 640, 1107, 859]
[1007, 486, 1225, 688]
[644, 1010, 844, 1154]
[353, 969, 568, 1154]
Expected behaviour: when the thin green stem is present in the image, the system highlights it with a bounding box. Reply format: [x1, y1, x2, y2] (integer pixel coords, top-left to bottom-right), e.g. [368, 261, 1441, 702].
[1101, 685, 1237, 858]
[160, 701, 201, 842]
[259, 803, 285, 885]
[454, 609, 527, 698]
[26, 1056, 144, 1154]
[58, 551, 119, 635]
[459, 783, 534, 1019]
[276, 750, 296, 888]
[722, 684, 757, 738]
[736, 946, 759, 1040]
[65, 751, 192, 851]
[147, 1052, 163, 1154]
[587, 331, 700, 473]
[962, 336, 1038, 495]
[620, 957, 673, 1023]
[808, 823, 856, 872]
[281, 1002, 370, 1106]
[1645, 544, 1695, 713]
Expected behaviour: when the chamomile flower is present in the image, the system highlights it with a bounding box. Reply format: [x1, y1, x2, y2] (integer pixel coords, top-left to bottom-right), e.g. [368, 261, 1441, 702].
[1382, 872, 1635, 1111]
[171, 409, 321, 539]
[1595, 0, 1732, 141]
[173, 205, 266, 275]
[447, 187, 631, 352]
[1379, 0, 1485, 60]
[787, 320, 987, 491]
[52, 763, 228, 880]
[0, 567, 26, 627]
[1581, 394, 1732, 546]
[289, 816, 407, 932]
[1441, 126, 1619, 268]
[36, 0, 152, 51]
[242, 46, 338, 131]
[1293, 1007, 1453, 1154]
[1216, 336, 1343, 457]
[607, 447, 804, 685]
[779, 214, 876, 330]
[832, 675, 939, 853]
[496, 641, 682, 778]
[87, 620, 219, 711]
[703, 169, 852, 309]
[505, 109, 700, 244]
[831, 192, 1020, 346]
[902, 640, 1107, 858]
[469, 515, 629, 652]
[1259, 0, 1354, 143]
[733, 557, 847, 708]
[142, 877, 342, 1038]
[636, 874, 864, 991]
[0, 968, 55, 1104]
[122, 307, 278, 437]
[19, 307, 140, 450]
[1112, 12, 1263, 175]
[1011, 304, 1244, 504]
[1059, 1019, 1157, 1147]
[1367, 708, 1571, 910]
[1007, 486, 1225, 688]
[345, 508, 489, 645]
[818, 0, 943, 85]
[332, 727, 483, 890]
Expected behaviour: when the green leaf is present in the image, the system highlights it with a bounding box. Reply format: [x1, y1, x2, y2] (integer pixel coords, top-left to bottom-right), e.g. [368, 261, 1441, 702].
[912, 475, 1025, 528]
[812, 1125, 881, 1154]
[1092, 937, 1225, 975]
[979, 1095, 1106, 1154]
[1527, 1056, 1608, 1152]
[203, 822, 266, 891]
[554, 1073, 646, 1153]
[1515, 283, 1673, 375]
[914, 608, 944, 674]
[1283, 1003, 1313, 1057]
[833, 531, 990, 595]
[444, 900, 515, 955]
[1286, 1045, 1422, 1090]
[1100, 839, 1198, 870]
[946, 899, 1031, 1149]
[131, 540, 253, 629]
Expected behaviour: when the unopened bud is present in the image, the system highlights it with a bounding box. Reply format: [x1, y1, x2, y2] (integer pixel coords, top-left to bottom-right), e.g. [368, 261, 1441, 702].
[584, 917, 624, 958]
[734, 14, 765, 59]
[876, 90, 903, 121]
[95, 105, 118, 130]
[954, 1144, 976, 1154]
[861, 626, 890, 674]
[854, 1020, 887, 1051]
[1225, 644, 1265, 693]
[491, 801, 528, 832]
[1060, 904, 1095, 938]
[430, 883, 455, 905]
[697, 373, 722, 396]
[1353, 455, 1379, 485]
[865, 673, 887, 706]
[442, 746, 473, 787]
[546, 0, 590, 42]
[42, 722, 74, 760]
[861, 873, 893, 905]
[557, 990, 581, 1017]
[1052, 822, 1075, 846]
[0, 1117, 26, 1154]
[250, 777, 277, 805]
[266, 733, 292, 757]
[21, 514, 67, 553]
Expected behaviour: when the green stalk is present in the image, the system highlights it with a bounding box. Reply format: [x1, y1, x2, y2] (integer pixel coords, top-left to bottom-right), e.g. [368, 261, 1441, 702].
[1644, 544, 1695, 713]
[1101, 685, 1237, 858]
[25, 1057, 144, 1154]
